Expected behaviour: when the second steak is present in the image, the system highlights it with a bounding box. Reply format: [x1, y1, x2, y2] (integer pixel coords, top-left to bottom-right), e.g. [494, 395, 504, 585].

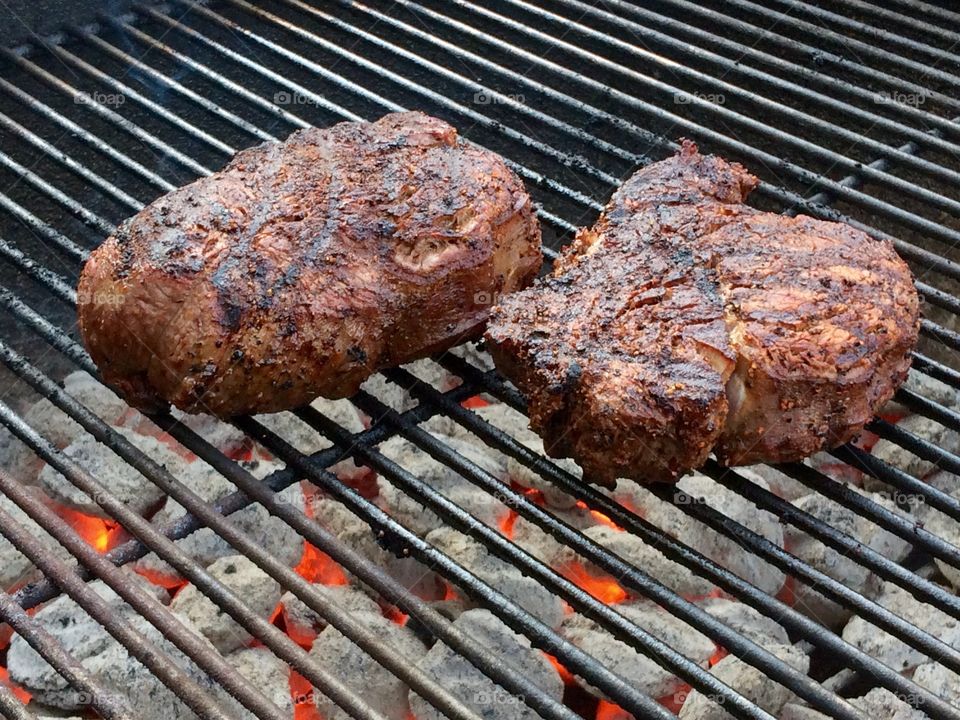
[486, 142, 919, 485]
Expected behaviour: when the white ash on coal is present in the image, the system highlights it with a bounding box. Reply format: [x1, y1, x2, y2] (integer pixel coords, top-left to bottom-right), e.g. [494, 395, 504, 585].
[0, 487, 76, 591]
[281, 583, 380, 644]
[562, 602, 714, 700]
[8, 570, 249, 718]
[511, 503, 599, 566]
[884, 370, 960, 418]
[694, 598, 789, 652]
[678, 643, 809, 720]
[782, 687, 927, 720]
[227, 646, 293, 715]
[169, 555, 281, 654]
[610, 475, 786, 597]
[310, 497, 444, 600]
[311, 610, 426, 720]
[255, 396, 369, 483]
[359, 359, 453, 414]
[135, 458, 303, 587]
[376, 434, 509, 537]
[867, 413, 960, 490]
[409, 608, 563, 720]
[37, 426, 175, 519]
[785, 491, 911, 628]
[913, 471, 960, 590]
[426, 527, 564, 630]
[913, 661, 960, 709]
[842, 580, 960, 673]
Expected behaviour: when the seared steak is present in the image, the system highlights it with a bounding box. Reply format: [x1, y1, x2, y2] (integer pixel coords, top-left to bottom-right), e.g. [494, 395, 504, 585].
[485, 142, 919, 484]
[78, 112, 541, 417]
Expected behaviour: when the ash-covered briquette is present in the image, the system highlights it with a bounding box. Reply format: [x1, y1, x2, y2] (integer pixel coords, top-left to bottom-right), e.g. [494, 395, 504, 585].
[309, 496, 445, 601]
[425, 527, 565, 630]
[376, 433, 510, 537]
[281, 583, 381, 642]
[782, 687, 928, 720]
[169, 555, 281, 654]
[694, 598, 789, 651]
[409, 608, 563, 720]
[678, 642, 809, 720]
[135, 457, 304, 586]
[562, 602, 715, 700]
[842, 580, 960, 673]
[0, 488, 76, 590]
[916, 471, 960, 591]
[784, 491, 912, 628]
[37, 426, 174, 518]
[311, 610, 427, 720]
[226, 646, 294, 716]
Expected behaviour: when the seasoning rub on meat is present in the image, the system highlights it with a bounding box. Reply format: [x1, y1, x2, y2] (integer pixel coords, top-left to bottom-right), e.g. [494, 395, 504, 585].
[486, 141, 920, 485]
[78, 112, 542, 417]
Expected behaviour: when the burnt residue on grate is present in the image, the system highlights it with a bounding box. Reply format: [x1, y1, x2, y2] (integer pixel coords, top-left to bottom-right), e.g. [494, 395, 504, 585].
[0, 1, 959, 720]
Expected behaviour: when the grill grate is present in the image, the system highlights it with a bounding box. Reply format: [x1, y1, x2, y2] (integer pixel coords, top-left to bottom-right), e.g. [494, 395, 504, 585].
[0, 1, 959, 719]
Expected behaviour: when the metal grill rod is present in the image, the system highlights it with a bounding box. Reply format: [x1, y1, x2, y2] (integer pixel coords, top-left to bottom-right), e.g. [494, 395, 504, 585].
[479, 0, 960, 193]
[827, 0, 960, 47]
[0, 282, 594, 720]
[442, 353, 960, 617]
[423, 0, 960, 244]
[0, 467, 289, 720]
[651, 0, 960, 114]
[433, 353, 960, 717]
[866, 420, 960, 484]
[351, 0, 960, 284]
[300, 400, 774, 720]
[386, 364, 960, 676]
[2, 49, 210, 177]
[0, 677, 35, 720]
[239, 414, 692, 720]
[155, 2, 606, 214]
[727, 0, 960, 83]
[0, 485, 239, 720]
[642, 478, 960, 675]
[0, 344, 485, 720]
[546, 0, 960, 155]
[0, 585, 134, 720]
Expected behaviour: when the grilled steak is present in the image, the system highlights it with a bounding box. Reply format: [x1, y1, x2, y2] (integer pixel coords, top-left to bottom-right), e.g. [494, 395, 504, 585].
[485, 142, 919, 484]
[78, 112, 541, 417]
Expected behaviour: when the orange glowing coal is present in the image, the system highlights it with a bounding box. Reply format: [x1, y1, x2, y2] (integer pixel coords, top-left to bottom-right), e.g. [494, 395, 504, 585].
[562, 562, 628, 605]
[295, 542, 349, 587]
[596, 700, 630, 720]
[543, 653, 574, 685]
[54, 504, 122, 554]
[575, 501, 622, 531]
[0, 666, 30, 705]
[461, 395, 490, 410]
[289, 670, 322, 720]
[500, 510, 519, 539]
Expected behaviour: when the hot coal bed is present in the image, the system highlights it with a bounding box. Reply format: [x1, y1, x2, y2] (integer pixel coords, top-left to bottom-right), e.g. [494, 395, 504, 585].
[0, 1, 960, 720]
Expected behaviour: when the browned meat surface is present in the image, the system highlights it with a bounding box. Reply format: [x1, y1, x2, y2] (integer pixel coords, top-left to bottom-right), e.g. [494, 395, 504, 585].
[78, 112, 541, 417]
[486, 142, 919, 485]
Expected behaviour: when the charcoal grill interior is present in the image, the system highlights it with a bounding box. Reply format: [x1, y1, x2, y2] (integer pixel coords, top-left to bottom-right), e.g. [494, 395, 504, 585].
[0, 1, 959, 719]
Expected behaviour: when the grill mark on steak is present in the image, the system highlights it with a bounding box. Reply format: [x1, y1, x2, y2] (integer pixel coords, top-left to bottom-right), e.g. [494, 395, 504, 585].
[486, 141, 919, 485]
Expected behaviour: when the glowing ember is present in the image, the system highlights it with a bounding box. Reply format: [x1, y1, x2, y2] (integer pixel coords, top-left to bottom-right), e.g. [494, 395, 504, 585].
[562, 562, 628, 604]
[596, 700, 631, 720]
[295, 542, 348, 587]
[461, 395, 490, 409]
[0, 666, 30, 704]
[500, 510, 519, 539]
[54, 504, 122, 554]
[134, 566, 187, 591]
[709, 647, 729, 666]
[543, 653, 574, 685]
[575, 501, 622, 531]
[290, 670, 321, 720]
[443, 583, 460, 602]
[659, 685, 688, 714]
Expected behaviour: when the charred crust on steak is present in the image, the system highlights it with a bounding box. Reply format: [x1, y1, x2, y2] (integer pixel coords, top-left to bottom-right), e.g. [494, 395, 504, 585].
[486, 141, 920, 485]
